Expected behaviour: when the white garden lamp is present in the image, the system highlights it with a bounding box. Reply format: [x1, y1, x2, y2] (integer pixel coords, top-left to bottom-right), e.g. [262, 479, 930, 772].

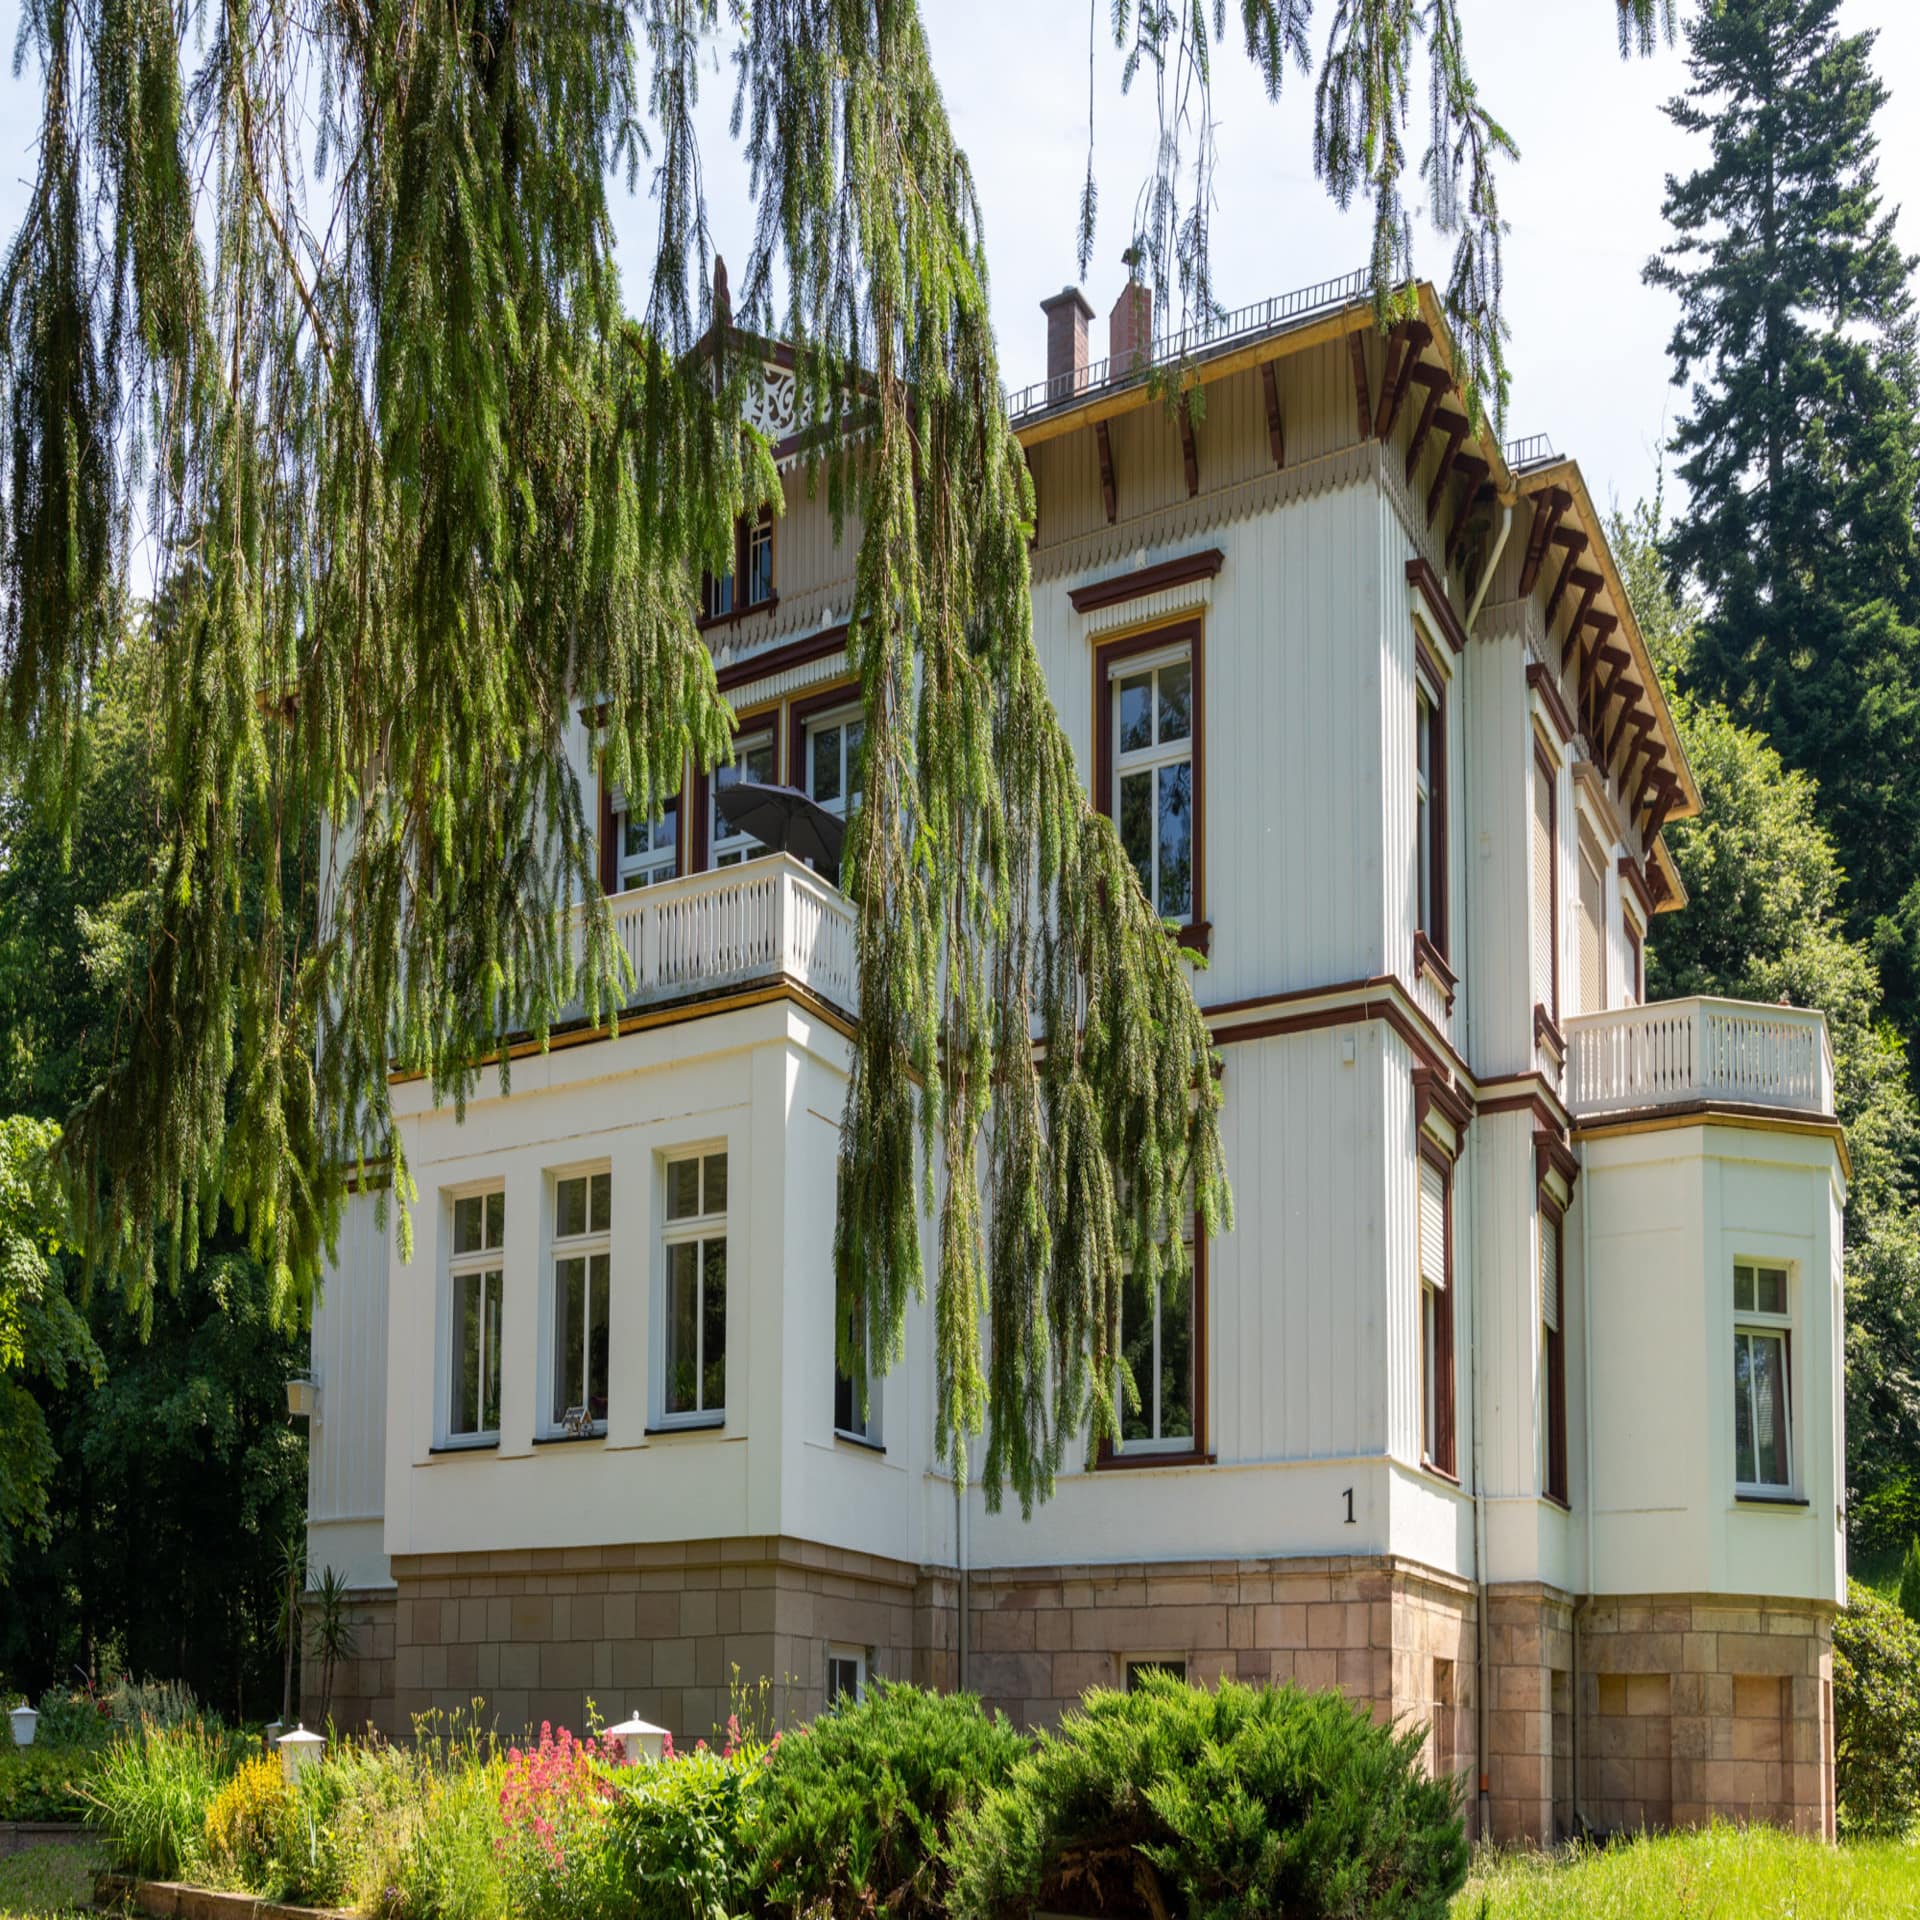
[9, 1704, 37, 1747]
[606, 1715, 668, 1765]
[276, 1722, 326, 1782]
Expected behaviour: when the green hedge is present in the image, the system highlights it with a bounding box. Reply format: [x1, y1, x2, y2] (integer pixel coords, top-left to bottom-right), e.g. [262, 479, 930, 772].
[0, 1746, 93, 1822]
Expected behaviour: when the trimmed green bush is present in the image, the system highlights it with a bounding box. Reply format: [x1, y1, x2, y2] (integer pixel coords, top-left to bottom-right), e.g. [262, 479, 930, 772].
[1833, 1578, 1920, 1837]
[608, 1735, 770, 1920]
[953, 1673, 1467, 1920]
[751, 1682, 1027, 1920]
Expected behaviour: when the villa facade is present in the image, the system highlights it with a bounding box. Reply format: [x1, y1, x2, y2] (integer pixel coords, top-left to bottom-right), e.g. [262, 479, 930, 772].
[301, 269, 1848, 1842]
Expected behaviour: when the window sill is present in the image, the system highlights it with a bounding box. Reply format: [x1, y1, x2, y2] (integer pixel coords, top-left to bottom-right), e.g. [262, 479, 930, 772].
[532, 1430, 606, 1447]
[833, 1430, 886, 1455]
[1095, 1446, 1214, 1472]
[1173, 921, 1213, 959]
[1418, 1457, 1461, 1490]
[1414, 930, 1457, 1010]
[645, 1417, 726, 1437]
[1734, 1491, 1809, 1509]
[428, 1439, 499, 1456]
[1543, 1491, 1572, 1514]
[696, 594, 778, 636]
[1533, 1003, 1565, 1067]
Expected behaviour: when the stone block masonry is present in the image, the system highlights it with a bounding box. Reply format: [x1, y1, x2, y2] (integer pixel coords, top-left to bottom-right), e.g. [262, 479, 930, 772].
[298, 1588, 396, 1738]
[380, 1538, 949, 1745]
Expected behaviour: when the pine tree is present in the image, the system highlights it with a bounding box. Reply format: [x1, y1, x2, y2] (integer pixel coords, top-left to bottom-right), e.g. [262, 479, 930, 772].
[1647, 0, 1920, 1008]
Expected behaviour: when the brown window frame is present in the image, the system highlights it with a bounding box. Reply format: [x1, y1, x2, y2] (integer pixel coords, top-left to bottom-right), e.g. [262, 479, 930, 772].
[1532, 738, 1560, 1028]
[1418, 1141, 1457, 1481]
[1092, 619, 1208, 955]
[698, 508, 778, 632]
[1096, 1224, 1209, 1472]
[1415, 632, 1449, 964]
[1540, 1197, 1569, 1508]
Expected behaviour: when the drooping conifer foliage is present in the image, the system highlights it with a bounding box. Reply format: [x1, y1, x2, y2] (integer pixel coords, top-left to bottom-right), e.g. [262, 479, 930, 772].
[0, 1, 1668, 1510]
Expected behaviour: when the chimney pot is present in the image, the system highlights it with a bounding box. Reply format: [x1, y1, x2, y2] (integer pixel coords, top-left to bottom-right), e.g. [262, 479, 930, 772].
[1040, 287, 1096, 402]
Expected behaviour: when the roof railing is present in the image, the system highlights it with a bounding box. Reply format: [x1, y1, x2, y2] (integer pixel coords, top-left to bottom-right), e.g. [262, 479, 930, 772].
[1504, 433, 1558, 472]
[1004, 266, 1372, 423]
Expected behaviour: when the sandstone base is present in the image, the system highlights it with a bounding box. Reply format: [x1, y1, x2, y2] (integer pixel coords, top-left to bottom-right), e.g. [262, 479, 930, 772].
[298, 1587, 397, 1738]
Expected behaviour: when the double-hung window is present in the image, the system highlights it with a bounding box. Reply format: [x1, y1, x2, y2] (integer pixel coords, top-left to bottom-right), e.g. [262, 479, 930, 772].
[662, 1151, 729, 1424]
[1415, 645, 1446, 954]
[448, 1188, 506, 1443]
[1733, 1262, 1793, 1494]
[711, 732, 778, 867]
[1113, 647, 1195, 923]
[744, 514, 775, 609]
[616, 795, 679, 891]
[1116, 1231, 1197, 1457]
[1419, 1153, 1455, 1476]
[1540, 1206, 1568, 1504]
[1577, 825, 1607, 1014]
[833, 1287, 880, 1444]
[805, 705, 864, 822]
[1531, 742, 1559, 1023]
[550, 1171, 611, 1434]
[700, 512, 775, 624]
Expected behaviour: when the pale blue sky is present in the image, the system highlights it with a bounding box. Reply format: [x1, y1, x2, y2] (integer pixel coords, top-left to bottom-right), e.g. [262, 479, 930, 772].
[2, 0, 1914, 520]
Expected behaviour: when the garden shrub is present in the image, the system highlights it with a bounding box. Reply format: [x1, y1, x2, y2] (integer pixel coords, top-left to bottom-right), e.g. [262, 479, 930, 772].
[606, 1725, 773, 1920]
[751, 1681, 1026, 1920]
[0, 1747, 92, 1821]
[85, 1720, 235, 1881]
[30, 1684, 115, 1750]
[495, 1723, 626, 1920]
[1834, 1578, 1920, 1837]
[382, 1747, 507, 1920]
[275, 1739, 423, 1909]
[203, 1755, 292, 1890]
[951, 1673, 1467, 1920]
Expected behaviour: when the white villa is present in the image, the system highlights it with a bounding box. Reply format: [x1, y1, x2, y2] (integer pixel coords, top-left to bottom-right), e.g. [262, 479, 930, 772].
[301, 270, 1848, 1843]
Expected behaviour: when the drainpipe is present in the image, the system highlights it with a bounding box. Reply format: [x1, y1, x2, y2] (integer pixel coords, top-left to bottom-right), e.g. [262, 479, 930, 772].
[1468, 1147, 1492, 1840]
[1466, 504, 1514, 634]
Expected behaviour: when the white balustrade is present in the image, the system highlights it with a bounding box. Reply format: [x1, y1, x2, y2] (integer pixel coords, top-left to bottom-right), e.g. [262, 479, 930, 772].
[1563, 996, 1834, 1120]
[568, 853, 857, 1021]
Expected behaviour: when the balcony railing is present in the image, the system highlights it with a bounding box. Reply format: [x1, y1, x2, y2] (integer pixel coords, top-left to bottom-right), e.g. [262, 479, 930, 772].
[573, 853, 858, 1021]
[1564, 996, 1835, 1121]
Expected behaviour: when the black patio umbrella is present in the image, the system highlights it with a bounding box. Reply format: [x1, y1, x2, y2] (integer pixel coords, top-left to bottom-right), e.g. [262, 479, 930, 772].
[713, 779, 846, 869]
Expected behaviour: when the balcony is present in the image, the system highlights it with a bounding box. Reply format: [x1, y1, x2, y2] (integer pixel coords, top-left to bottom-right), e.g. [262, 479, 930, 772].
[575, 853, 858, 1022]
[1564, 996, 1834, 1122]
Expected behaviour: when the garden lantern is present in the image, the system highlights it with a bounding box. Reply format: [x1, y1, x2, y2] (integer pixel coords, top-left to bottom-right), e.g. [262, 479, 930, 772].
[606, 1714, 668, 1765]
[9, 1703, 36, 1747]
[277, 1721, 325, 1781]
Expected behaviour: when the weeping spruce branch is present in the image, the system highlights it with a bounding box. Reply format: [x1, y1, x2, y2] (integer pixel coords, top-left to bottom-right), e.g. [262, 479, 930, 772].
[0, 0, 1664, 1511]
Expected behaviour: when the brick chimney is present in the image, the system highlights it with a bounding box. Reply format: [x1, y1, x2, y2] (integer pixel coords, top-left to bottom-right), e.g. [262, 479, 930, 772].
[1110, 275, 1152, 379]
[1040, 287, 1095, 400]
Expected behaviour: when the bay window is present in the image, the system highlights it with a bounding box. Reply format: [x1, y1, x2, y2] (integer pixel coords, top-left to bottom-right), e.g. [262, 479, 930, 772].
[1734, 1261, 1793, 1494]
[662, 1151, 729, 1424]
[447, 1188, 506, 1443]
[549, 1170, 611, 1434]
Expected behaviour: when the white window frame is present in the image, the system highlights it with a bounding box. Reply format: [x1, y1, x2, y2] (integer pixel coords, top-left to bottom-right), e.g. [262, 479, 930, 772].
[1109, 642, 1196, 922]
[744, 514, 775, 608]
[711, 731, 777, 868]
[1575, 817, 1609, 1016]
[613, 789, 681, 891]
[825, 1644, 867, 1708]
[1122, 1656, 1189, 1691]
[1114, 1231, 1197, 1458]
[803, 701, 866, 822]
[1733, 1259, 1795, 1496]
[444, 1182, 507, 1447]
[544, 1165, 612, 1438]
[657, 1148, 730, 1428]
[833, 1286, 883, 1446]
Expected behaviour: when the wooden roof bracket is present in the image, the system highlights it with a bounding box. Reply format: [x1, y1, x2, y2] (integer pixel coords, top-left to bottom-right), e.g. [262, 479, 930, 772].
[1096, 419, 1117, 525]
[1447, 472, 1493, 570]
[1425, 413, 1470, 526]
[1518, 486, 1572, 595]
[1405, 370, 1450, 481]
[1348, 330, 1373, 441]
[1543, 534, 1589, 624]
[1261, 360, 1285, 468]
[1375, 322, 1433, 439]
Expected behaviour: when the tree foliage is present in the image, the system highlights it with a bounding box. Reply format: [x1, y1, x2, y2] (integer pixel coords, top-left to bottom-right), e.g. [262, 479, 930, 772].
[0, 1, 1686, 1511]
[1647, 0, 1920, 1042]
[1833, 1580, 1920, 1838]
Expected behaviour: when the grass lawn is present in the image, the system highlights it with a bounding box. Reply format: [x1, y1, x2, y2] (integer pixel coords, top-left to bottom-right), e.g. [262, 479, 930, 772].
[0, 1841, 102, 1920]
[1457, 1824, 1920, 1918]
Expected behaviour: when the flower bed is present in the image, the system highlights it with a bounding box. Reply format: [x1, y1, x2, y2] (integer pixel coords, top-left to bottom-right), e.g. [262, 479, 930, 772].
[79, 1678, 1470, 1920]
